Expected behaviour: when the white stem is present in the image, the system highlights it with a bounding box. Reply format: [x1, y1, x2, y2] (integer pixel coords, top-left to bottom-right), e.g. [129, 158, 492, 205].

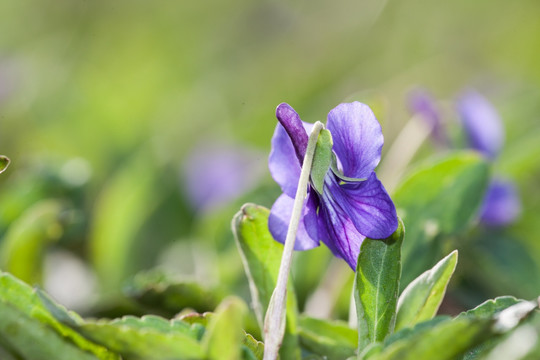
[304, 258, 351, 319]
[377, 115, 431, 193]
[263, 121, 324, 360]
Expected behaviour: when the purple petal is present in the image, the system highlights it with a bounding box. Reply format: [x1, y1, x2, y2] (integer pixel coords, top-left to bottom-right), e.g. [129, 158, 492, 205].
[326, 102, 384, 179]
[408, 88, 448, 146]
[479, 178, 521, 226]
[317, 194, 366, 270]
[276, 103, 309, 164]
[457, 90, 504, 159]
[324, 173, 398, 239]
[182, 141, 266, 212]
[269, 120, 313, 197]
[268, 191, 320, 251]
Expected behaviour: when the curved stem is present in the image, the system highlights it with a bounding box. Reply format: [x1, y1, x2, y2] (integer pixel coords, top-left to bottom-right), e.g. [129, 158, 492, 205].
[263, 121, 324, 360]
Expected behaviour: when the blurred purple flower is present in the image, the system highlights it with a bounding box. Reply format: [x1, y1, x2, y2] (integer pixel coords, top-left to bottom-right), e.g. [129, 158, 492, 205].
[268, 102, 398, 269]
[456, 90, 521, 226]
[457, 90, 504, 160]
[182, 141, 266, 213]
[408, 88, 448, 146]
[479, 178, 521, 227]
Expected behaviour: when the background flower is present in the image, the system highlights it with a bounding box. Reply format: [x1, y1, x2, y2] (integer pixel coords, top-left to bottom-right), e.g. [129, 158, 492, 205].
[182, 140, 266, 213]
[478, 178, 521, 227]
[457, 90, 505, 160]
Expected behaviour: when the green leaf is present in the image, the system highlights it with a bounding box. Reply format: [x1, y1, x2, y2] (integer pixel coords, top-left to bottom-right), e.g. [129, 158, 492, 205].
[395, 250, 458, 330]
[458, 296, 524, 320]
[373, 298, 539, 360]
[355, 219, 404, 351]
[90, 150, 161, 291]
[76, 315, 205, 359]
[465, 232, 540, 299]
[393, 152, 490, 288]
[232, 203, 301, 359]
[370, 317, 492, 360]
[488, 300, 538, 334]
[242, 333, 265, 360]
[457, 297, 536, 360]
[0, 271, 119, 359]
[0, 200, 64, 284]
[311, 128, 333, 193]
[124, 270, 222, 315]
[0, 302, 103, 360]
[383, 316, 451, 348]
[480, 321, 540, 360]
[202, 297, 248, 360]
[298, 316, 357, 360]
[0, 156, 9, 174]
[358, 342, 383, 360]
[178, 311, 213, 327]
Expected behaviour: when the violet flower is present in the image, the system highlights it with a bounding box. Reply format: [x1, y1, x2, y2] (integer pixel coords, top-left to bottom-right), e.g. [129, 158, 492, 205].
[268, 102, 398, 269]
[479, 178, 521, 226]
[457, 90, 504, 160]
[456, 90, 521, 226]
[182, 141, 266, 213]
[408, 88, 448, 147]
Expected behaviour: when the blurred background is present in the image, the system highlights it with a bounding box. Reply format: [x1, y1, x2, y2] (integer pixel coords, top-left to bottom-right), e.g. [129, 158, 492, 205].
[0, 0, 539, 321]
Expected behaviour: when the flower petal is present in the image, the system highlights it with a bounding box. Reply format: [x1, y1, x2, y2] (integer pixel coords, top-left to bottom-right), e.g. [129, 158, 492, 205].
[317, 196, 366, 270]
[182, 141, 266, 212]
[326, 102, 384, 179]
[456, 90, 504, 159]
[408, 88, 448, 146]
[324, 173, 398, 239]
[479, 178, 521, 226]
[268, 192, 320, 251]
[269, 121, 313, 197]
[276, 103, 309, 163]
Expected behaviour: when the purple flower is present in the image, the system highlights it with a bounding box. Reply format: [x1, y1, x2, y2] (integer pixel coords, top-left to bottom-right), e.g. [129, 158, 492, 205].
[182, 141, 266, 213]
[479, 178, 521, 227]
[408, 88, 448, 146]
[268, 102, 398, 269]
[457, 90, 504, 160]
[456, 90, 521, 226]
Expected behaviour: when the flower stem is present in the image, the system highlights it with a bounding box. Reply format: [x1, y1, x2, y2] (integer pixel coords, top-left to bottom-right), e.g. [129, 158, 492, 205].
[377, 115, 431, 193]
[263, 121, 324, 360]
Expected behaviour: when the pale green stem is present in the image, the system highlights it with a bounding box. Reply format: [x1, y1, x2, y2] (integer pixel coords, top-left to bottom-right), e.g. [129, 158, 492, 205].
[263, 121, 324, 360]
[377, 114, 431, 193]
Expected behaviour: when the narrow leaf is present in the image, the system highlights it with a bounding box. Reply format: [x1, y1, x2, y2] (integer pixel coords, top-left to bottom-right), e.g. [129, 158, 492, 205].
[202, 297, 248, 360]
[232, 203, 301, 359]
[395, 250, 458, 330]
[311, 128, 333, 193]
[355, 219, 404, 351]
[458, 296, 524, 320]
[90, 150, 160, 291]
